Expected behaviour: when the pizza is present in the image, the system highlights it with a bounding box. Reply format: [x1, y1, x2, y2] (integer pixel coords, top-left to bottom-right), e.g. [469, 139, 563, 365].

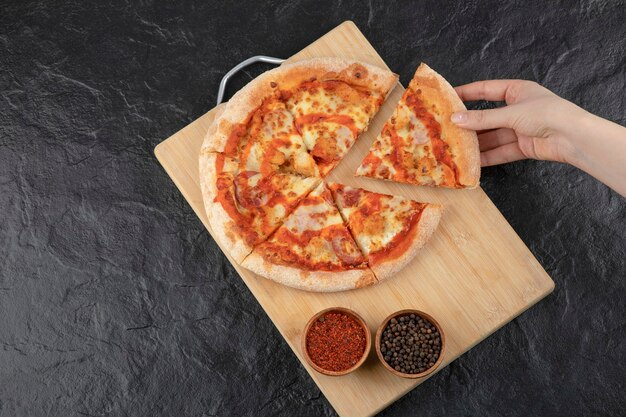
[199, 152, 320, 263]
[199, 58, 396, 269]
[202, 57, 398, 178]
[284, 76, 394, 176]
[356, 63, 480, 188]
[329, 183, 442, 280]
[199, 58, 472, 292]
[242, 183, 377, 292]
[204, 98, 320, 178]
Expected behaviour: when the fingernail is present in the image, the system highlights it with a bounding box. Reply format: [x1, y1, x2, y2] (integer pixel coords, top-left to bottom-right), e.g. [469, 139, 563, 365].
[451, 112, 467, 124]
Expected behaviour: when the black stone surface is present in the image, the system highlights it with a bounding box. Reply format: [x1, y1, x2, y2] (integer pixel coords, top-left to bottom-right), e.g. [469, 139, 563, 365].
[1, 1, 625, 416]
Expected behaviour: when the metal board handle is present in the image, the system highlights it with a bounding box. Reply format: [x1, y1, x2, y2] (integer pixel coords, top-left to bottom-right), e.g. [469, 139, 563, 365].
[216, 55, 286, 105]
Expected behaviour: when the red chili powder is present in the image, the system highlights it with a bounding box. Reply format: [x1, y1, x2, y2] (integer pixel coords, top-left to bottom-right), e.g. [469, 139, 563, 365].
[306, 312, 366, 372]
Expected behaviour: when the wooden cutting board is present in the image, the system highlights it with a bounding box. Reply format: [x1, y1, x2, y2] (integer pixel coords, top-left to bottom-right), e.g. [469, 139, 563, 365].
[154, 21, 554, 417]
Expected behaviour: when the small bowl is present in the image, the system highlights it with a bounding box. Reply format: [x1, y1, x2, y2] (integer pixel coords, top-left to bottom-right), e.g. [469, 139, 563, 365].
[301, 307, 371, 376]
[375, 309, 445, 379]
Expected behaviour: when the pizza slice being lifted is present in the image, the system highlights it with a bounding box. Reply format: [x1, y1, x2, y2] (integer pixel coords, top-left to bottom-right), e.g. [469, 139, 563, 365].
[242, 182, 377, 292]
[356, 63, 480, 188]
[199, 152, 320, 263]
[329, 183, 442, 281]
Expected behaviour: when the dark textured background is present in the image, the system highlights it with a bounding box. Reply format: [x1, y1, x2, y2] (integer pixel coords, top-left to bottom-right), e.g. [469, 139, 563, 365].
[1, 1, 625, 416]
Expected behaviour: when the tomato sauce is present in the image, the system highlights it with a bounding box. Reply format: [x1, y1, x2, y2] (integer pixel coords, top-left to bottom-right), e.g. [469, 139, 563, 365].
[387, 124, 414, 181]
[258, 225, 367, 271]
[212, 158, 303, 247]
[224, 122, 249, 157]
[368, 205, 425, 265]
[405, 92, 460, 186]
[294, 113, 358, 136]
[340, 187, 362, 208]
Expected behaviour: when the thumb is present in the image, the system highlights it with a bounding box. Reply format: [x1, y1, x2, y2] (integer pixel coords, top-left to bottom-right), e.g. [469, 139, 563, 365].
[451, 106, 518, 131]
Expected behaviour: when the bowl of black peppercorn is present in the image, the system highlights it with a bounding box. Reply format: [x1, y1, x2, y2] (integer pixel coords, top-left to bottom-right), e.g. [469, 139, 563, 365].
[375, 309, 445, 378]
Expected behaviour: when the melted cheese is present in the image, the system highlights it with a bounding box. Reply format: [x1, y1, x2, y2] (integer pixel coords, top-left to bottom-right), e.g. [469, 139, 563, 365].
[225, 168, 319, 245]
[256, 183, 365, 270]
[359, 102, 445, 185]
[333, 184, 419, 257]
[284, 201, 341, 233]
[241, 101, 319, 178]
[357, 78, 461, 187]
[302, 123, 354, 163]
[286, 82, 375, 130]
[285, 81, 383, 175]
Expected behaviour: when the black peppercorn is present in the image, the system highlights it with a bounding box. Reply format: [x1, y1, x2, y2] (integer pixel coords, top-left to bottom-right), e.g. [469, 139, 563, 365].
[380, 313, 442, 374]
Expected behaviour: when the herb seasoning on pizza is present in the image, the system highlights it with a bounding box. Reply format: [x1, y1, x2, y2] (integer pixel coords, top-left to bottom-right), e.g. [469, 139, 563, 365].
[356, 63, 480, 188]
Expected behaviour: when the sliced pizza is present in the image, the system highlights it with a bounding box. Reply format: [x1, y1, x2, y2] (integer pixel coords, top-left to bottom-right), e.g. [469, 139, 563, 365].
[284, 75, 396, 176]
[329, 183, 442, 281]
[197, 58, 456, 292]
[199, 151, 320, 263]
[204, 97, 319, 178]
[356, 63, 480, 188]
[202, 57, 397, 178]
[241, 182, 377, 292]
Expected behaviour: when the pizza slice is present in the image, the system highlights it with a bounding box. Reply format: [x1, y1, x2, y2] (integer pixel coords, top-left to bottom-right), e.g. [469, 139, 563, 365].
[284, 69, 397, 176]
[203, 58, 397, 180]
[356, 63, 480, 188]
[199, 151, 320, 263]
[328, 183, 442, 281]
[241, 182, 377, 292]
[204, 97, 319, 178]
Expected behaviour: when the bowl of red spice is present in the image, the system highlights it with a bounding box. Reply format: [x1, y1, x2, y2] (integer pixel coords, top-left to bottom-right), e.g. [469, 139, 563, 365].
[375, 309, 445, 379]
[302, 307, 371, 376]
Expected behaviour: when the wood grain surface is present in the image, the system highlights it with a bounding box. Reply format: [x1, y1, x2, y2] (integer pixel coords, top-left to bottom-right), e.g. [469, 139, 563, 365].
[154, 21, 554, 417]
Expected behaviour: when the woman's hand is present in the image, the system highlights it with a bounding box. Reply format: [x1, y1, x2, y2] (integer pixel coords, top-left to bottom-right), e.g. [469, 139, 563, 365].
[451, 80, 626, 197]
[451, 80, 587, 167]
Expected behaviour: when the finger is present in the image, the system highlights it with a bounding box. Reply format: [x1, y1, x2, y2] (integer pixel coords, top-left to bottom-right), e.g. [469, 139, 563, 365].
[454, 80, 526, 104]
[451, 106, 519, 131]
[478, 128, 518, 152]
[476, 129, 493, 135]
[480, 142, 527, 167]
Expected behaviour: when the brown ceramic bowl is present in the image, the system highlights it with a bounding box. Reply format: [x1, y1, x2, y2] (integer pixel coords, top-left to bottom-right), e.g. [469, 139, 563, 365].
[301, 307, 371, 376]
[375, 309, 445, 379]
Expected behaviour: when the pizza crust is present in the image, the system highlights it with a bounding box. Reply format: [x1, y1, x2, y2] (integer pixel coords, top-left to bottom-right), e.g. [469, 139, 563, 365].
[198, 151, 254, 263]
[241, 251, 378, 292]
[370, 204, 443, 282]
[201, 57, 398, 155]
[202, 105, 225, 151]
[413, 63, 480, 188]
[197, 60, 458, 291]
